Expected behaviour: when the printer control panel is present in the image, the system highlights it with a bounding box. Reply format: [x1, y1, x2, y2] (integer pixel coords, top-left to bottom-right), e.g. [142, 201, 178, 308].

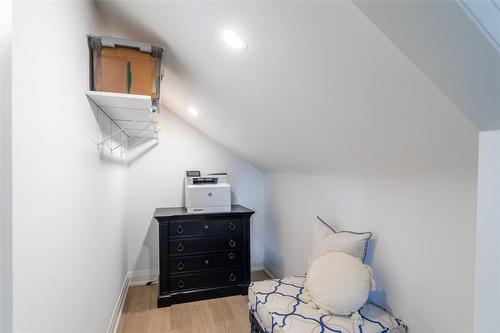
[186, 170, 201, 177]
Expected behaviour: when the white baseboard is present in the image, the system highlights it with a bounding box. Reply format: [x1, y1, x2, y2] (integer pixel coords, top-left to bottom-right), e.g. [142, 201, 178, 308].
[263, 262, 282, 279]
[106, 273, 129, 333]
[128, 269, 158, 286]
[251, 264, 264, 272]
[106, 270, 157, 333]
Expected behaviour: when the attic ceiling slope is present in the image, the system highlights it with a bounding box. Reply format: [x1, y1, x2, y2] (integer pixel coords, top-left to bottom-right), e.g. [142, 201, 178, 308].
[97, 1, 478, 175]
[354, 0, 500, 131]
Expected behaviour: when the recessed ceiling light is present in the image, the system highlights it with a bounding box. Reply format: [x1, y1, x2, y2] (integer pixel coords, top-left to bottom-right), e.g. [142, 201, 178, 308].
[187, 106, 199, 117]
[221, 29, 247, 51]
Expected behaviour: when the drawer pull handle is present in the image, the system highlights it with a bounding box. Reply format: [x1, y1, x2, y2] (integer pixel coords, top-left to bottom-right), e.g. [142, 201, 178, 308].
[177, 262, 184, 271]
[176, 225, 184, 234]
[178, 280, 185, 289]
[204, 225, 209, 230]
[177, 243, 184, 252]
[229, 239, 236, 248]
[205, 259, 210, 265]
[229, 273, 236, 282]
[229, 222, 236, 231]
[228, 252, 236, 260]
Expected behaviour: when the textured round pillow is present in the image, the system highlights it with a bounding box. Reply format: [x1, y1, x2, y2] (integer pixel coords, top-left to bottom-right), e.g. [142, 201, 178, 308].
[305, 251, 375, 316]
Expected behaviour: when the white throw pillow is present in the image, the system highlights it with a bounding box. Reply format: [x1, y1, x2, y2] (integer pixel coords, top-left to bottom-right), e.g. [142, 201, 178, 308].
[305, 252, 375, 316]
[309, 216, 371, 267]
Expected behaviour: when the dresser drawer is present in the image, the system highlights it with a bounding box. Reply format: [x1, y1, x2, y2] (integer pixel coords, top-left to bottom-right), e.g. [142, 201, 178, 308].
[169, 235, 242, 256]
[169, 269, 241, 291]
[169, 251, 241, 274]
[169, 218, 241, 237]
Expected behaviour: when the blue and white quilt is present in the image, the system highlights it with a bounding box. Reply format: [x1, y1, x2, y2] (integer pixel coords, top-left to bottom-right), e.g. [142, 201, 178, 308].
[249, 276, 407, 333]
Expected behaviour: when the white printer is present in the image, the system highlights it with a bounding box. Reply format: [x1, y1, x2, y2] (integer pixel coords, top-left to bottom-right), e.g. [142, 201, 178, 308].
[184, 171, 232, 214]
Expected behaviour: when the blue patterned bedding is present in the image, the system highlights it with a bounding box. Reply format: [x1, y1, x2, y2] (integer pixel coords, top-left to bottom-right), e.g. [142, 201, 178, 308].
[249, 276, 407, 333]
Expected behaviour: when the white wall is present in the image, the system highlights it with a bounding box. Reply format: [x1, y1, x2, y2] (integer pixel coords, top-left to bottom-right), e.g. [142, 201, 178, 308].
[264, 131, 478, 332]
[475, 130, 500, 333]
[353, 0, 500, 130]
[1, 0, 13, 331]
[12, 2, 128, 332]
[124, 109, 266, 280]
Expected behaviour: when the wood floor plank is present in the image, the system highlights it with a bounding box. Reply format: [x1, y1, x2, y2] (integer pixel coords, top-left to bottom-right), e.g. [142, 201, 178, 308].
[117, 271, 269, 333]
[170, 302, 194, 330]
[207, 297, 234, 323]
[191, 301, 218, 333]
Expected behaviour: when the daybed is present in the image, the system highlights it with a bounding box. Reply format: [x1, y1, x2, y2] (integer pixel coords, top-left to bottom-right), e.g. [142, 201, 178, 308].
[249, 276, 407, 333]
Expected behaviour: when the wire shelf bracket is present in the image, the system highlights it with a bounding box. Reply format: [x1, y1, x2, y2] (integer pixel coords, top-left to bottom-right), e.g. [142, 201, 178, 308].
[86, 91, 159, 154]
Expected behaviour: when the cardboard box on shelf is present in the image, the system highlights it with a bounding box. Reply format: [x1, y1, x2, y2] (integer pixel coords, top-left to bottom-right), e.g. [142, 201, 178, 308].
[94, 46, 156, 97]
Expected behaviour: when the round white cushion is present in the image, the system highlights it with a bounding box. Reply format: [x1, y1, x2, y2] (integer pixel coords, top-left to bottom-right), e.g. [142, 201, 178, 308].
[305, 252, 375, 316]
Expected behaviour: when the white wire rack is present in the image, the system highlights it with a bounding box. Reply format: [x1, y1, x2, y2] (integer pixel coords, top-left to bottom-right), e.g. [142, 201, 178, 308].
[86, 91, 159, 155]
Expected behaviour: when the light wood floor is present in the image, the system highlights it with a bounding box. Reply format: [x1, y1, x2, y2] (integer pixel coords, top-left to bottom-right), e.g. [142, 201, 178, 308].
[117, 271, 270, 333]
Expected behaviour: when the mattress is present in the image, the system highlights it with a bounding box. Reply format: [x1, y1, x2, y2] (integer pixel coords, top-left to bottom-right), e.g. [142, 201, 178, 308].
[249, 276, 407, 333]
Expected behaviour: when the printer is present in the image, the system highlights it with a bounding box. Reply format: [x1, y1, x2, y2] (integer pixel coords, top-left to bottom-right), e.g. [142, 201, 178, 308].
[184, 171, 232, 214]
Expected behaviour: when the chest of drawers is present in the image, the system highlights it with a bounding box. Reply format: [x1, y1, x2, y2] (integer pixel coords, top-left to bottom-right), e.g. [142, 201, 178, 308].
[154, 205, 254, 307]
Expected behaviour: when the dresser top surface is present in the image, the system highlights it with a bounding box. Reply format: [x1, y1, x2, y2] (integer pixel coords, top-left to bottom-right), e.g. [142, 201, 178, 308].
[154, 204, 254, 220]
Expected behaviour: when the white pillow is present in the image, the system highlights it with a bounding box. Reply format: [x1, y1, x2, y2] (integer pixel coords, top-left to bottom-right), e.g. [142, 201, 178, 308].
[309, 216, 371, 267]
[305, 252, 375, 316]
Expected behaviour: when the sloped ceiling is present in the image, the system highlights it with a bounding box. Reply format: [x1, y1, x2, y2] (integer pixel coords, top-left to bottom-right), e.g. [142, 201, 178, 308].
[354, 0, 500, 131]
[97, 1, 478, 174]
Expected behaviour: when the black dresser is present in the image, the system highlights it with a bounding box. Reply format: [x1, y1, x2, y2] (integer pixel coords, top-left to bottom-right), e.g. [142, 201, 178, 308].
[154, 205, 254, 307]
